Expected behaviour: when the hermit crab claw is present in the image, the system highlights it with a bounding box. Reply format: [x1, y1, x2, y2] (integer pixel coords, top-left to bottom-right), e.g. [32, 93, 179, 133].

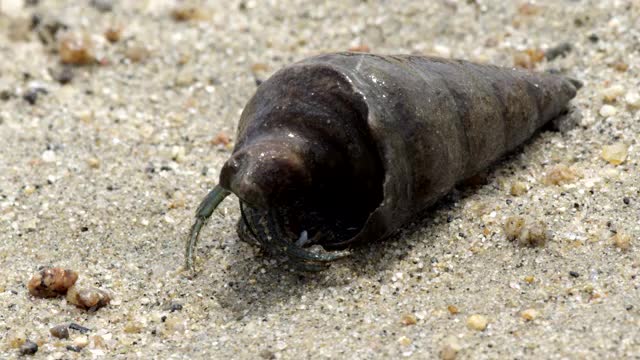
[185, 185, 351, 272]
[185, 185, 230, 271]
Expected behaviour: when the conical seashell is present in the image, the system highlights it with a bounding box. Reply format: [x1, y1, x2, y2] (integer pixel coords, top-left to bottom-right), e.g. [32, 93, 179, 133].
[187, 53, 580, 271]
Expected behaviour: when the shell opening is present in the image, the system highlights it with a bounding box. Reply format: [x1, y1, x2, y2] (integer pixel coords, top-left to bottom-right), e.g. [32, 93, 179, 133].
[224, 64, 386, 265]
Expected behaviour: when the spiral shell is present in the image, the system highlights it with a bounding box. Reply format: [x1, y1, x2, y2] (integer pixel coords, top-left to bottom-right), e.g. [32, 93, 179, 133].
[186, 52, 580, 271]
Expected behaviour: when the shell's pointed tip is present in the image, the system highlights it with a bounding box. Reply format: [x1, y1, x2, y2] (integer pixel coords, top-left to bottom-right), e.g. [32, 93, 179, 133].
[567, 77, 583, 90]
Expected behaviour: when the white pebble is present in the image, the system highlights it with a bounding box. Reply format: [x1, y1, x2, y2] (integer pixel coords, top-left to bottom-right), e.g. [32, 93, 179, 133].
[625, 91, 640, 108]
[0, 0, 23, 16]
[163, 214, 175, 224]
[433, 44, 451, 58]
[140, 297, 150, 305]
[140, 124, 155, 139]
[599, 104, 617, 117]
[466, 314, 488, 331]
[602, 85, 625, 102]
[73, 336, 89, 349]
[41, 150, 56, 163]
[171, 146, 186, 162]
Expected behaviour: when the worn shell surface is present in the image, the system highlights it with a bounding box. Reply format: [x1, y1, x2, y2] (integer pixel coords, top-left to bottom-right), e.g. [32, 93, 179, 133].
[187, 52, 579, 271]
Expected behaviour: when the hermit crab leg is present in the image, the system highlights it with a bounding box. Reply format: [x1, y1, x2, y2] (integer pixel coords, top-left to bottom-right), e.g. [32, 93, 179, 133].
[240, 204, 350, 270]
[260, 210, 329, 271]
[264, 210, 351, 266]
[239, 201, 269, 248]
[287, 241, 351, 264]
[185, 185, 231, 270]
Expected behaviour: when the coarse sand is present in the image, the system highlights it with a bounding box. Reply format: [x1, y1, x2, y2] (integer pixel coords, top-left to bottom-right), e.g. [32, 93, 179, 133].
[0, 0, 639, 358]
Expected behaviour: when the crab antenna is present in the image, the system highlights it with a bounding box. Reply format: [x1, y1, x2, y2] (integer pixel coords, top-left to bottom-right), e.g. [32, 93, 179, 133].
[185, 185, 231, 270]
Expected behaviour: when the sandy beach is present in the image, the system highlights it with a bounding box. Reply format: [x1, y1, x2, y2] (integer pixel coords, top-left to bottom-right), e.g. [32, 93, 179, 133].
[1, 0, 639, 358]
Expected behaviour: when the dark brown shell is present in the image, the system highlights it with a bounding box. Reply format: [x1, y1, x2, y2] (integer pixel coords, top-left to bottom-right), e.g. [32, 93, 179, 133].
[187, 52, 579, 270]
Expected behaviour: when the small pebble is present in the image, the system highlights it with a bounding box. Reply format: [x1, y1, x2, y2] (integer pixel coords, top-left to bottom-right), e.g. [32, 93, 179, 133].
[171, 4, 209, 21]
[602, 85, 625, 102]
[521, 308, 538, 321]
[163, 315, 186, 335]
[210, 132, 232, 147]
[175, 69, 196, 86]
[23, 185, 36, 196]
[447, 305, 459, 315]
[544, 164, 579, 185]
[28, 267, 78, 298]
[509, 181, 527, 196]
[7, 17, 32, 42]
[517, 2, 541, 16]
[432, 44, 452, 58]
[33, 16, 68, 46]
[50, 324, 70, 339]
[87, 157, 100, 169]
[466, 314, 488, 331]
[90, 0, 114, 12]
[612, 62, 628, 72]
[171, 146, 186, 162]
[259, 350, 276, 360]
[169, 302, 183, 312]
[524, 276, 535, 284]
[41, 150, 56, 163]
[8, 332, 27, 348]
[504, 216, 548, 247]
[125, 44, 151, 63]
[397, 336, 412, 346]
[599, 104, 617, 117]
[440, 338, 461, 360]
[91, 335, 107, 349]
[23, 89, 39, 105]
[611, 232, 631, 251]
[250, 63, 269, 73]
[54, 67, 74, 84]
[66, 286, 111, 311]
[569, 271, 580, 278]
[124, 321, 144, 334]
[1, 89, 13, 100]
[66, 345, 82, 352]
[59, 32, 95, 65]
[513, 49, 544, 69]
[69, 323, 91, 333]
[19, 340, 38, 356]
[400, 314, 417, 326]
[601, 143, 628, 165]
[73, 335, 89, 349]
[104, 26, 122, 43]
[625, 91, 640, 108]
[440, 346, 457, 360]
[545, 42, 572, 61]
[348, 44, 371, 53]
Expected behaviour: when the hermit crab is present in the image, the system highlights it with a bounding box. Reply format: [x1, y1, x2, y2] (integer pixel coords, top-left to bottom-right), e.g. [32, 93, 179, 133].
[186, 52, 580, 271]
